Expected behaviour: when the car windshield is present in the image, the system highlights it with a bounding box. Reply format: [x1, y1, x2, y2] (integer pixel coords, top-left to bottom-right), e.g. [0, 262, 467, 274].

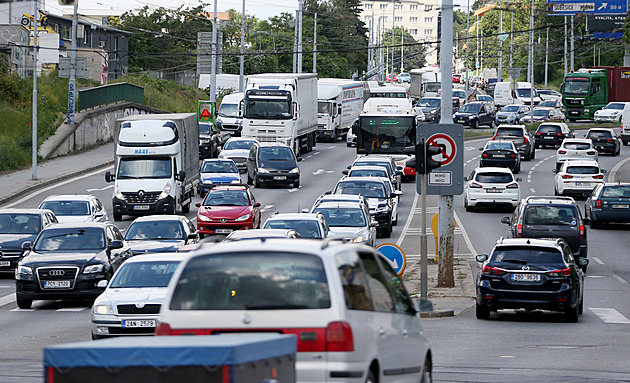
[516, 88, 535, 98]
[218, 103, 239, 117]
[259, 147, 295, 161]
[478, 95, 492, 101]
[199, 123, 212, 135]
[601, 186, 630, 198]
[563, 142, 591, 150]
[533, 109, 549, 117]
[169, 251, 330, 310]
[475, 172, 514, 183]
[335, 181, 387, 199]
[496, 128, 523, 137]
[40, 201, 90, 216]
[605, 103, 625, 110]
[538, 101, 557, 108]
[453, 91, 466, 99]
[588, 131, 613, 139]
[524, 206, 577, 225]
[110, 261, 181, 288]
[318, 102, 333, 115]
[264, 220, 322, 238]
[349, 169, 387, 178]
[201, 161, 238, 174]
[203, 190, 250, 207]
[223, 140, 256, 151]
[314, 207, 367, 228]
[34, 227, 105, 252]
[417, 98, 440, 107]
[501, 105, 520, 113]
[353, 161, 393, 175]
[0, 213, 41, 235]
[459, 103, 481, 113]
[566, 166, 599, 175]
[486, 142, 513, 150]
[537, 126, 561, 134]
[126, 221, 185, 240]
[491, 246, 564, 265]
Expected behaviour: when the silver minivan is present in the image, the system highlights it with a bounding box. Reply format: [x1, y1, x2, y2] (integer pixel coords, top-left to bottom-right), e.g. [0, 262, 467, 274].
[156, 239, 432, 383]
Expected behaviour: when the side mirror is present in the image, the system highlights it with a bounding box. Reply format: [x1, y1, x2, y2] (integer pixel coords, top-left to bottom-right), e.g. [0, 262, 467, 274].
[394, 190, 403, 196]
[21, 242, 32, 251]
[479, 147, 483, 151]
[500, 216, 511, 225]
[578, 258, 589, 267]
[552, 169, 558, 173]
[178, 170, 186, 181]
[195, 202, 201, 207]
[464, 176, 468, 181]
[583, 217, 591, 225]
[248, 156, 255, 161]
[395, 170, 403, 175]
[301, 208, 310, 213]
[253, 202, 261, 208]
[97, 280, 108, 288]
[347, 165, 352, 169]
[297, 157, 303, 162]
[516, 177, 522, 182]
[95, 211, 105, 217]
[475, 254, 488, 262]
[342, 170, 349, 175]
[109, 240, 124, 250]
[187, 233, 197, 240]
[370, 220, 378, 227]
[105, 171, 113, 183]
[602, 169, 607, 174]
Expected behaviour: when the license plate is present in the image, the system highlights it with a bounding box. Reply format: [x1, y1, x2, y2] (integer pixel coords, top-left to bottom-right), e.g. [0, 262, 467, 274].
[486, 189, 503, 193]
[576, 182, 591, 186]
[216, 229, 233, 234]
[613, 204, 629, 209]
[0, 261, 10, 267]
[44, 280, 71, 288]
[273, 176, 286, 180]
[544, 136, 554, 139]
[122, 319, 156, 328]
[511, 273, 541, 282]
[493, 154, 505, 158]
[133, 205, 150, 211]
[570, 111, 579, 115]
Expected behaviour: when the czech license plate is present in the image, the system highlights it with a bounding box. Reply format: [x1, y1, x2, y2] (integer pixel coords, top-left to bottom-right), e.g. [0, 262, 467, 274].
[122, 319, 156, 328]
[511, 273, 541, 282]
[493, 154, 505, 158]
[486, 189, 503, 193]
[613, 204, 629, 209]
[44, 280, 71, 288]
[544, 136, 554, 139]
[576, 182, 591, 186]
[273, 176, 286, 180]
[0, 261, 10, 267]
[215, 229, 233, 234]
[133, 205, 150, 211]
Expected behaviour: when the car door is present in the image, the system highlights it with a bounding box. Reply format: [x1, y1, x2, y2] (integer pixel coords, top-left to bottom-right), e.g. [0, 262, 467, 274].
[249, 189, 261, 227]
[247, 145, 257, 180]
[106, 225, 131, 271]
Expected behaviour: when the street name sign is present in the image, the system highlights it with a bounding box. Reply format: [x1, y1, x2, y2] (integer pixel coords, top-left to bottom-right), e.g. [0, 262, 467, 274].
[547, 0, 628, 15]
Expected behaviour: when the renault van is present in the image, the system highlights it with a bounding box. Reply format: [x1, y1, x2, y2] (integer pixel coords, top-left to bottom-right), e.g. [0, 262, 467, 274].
[494, 82, 541, 108]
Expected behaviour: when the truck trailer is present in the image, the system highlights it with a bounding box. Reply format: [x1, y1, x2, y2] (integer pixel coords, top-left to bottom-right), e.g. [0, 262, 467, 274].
[240, 73, 318, 155]
[105, 113, 200, 221]
[317, 78, 364, 142]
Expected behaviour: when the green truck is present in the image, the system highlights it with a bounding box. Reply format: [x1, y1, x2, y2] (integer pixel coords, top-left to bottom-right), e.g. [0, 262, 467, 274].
[562, 67, 630, 121]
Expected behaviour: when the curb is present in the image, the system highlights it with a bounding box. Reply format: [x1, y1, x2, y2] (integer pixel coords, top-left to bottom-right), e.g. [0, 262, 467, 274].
[420, 310, 455, 318]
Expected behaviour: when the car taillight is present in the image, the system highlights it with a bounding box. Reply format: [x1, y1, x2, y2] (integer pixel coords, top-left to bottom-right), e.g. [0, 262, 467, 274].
[155, 322, 172, 335]
[593, 174, 604, 179]
[558, 150, 567, 154]
[326, 321, 354, 352]
[595, 199, 602, 209]
[523, 136, 529, 143]
[535, 132, 543, 135]
[561, 174, 573, 179]
[510, 153, 516, 158]
[547, 268, 572, 277]
[491, 134, 497, 140]
[506, 182, 519, 189]
[587, 151, 597, 155]
[469, 182, 483, 188]
[482, 265, 507, 276]
[606, 138, 615, 142]
[482, 152, 488, 158]
[579, 225, 585, 239]
[517, 223, 523, 237]
[556, 132, 564, 136]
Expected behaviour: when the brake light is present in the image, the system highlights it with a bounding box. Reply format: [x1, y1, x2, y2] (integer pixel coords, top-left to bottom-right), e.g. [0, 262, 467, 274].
[556, 132, 564, 136]
[535, 132, 543, 135]
[326, 321, 354, 352]
[523, 136, 529, 143]
[506, 182, 519, 189]
[561, 174, 573, 179]
[482, 265, 507, 276]
[579, 225, 585, 239]
[558, 150, 567, 154]
[482, 152, 488, 158]
[491, 134, 497, 140]
[469, 182, 483, 188]
[606, 138, 615, 142]
[593, 174, 604, 179]
[587, 151, 597, 155]
[155, 322, 172, 335]
[595, 199, 602, 209]
[546, 268, 572, 277]
[517, 223, 523, 237]
[510, 153, 516, 158]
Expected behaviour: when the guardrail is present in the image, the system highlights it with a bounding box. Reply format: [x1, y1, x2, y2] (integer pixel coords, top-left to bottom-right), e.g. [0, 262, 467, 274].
[78, 83, 144, 111]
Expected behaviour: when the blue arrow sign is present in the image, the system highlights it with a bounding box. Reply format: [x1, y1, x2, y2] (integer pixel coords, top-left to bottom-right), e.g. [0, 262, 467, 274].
[547, 0, 628, 15]
[376, 243, 407, 276]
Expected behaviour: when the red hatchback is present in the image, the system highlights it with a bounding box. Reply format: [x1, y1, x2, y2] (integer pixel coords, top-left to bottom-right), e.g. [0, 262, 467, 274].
[195, 185, 261, 237]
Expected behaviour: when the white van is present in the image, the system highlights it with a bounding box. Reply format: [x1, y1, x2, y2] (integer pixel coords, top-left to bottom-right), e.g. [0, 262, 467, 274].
[217, 92, 244, 136]
[620, 102, 630, 145]
[494, 82, 541, 108]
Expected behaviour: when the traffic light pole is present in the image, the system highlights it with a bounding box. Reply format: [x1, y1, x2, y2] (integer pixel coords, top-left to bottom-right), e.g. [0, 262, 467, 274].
[420, 140, 428, 300]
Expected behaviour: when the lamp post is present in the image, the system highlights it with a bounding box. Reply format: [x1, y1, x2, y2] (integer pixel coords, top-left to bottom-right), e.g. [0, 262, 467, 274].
[239, 0, 245, 92]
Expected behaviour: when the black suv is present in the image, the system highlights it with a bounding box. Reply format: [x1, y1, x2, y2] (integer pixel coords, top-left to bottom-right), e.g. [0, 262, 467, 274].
[246, 142, 302, 188]
[501, 196, 589, 270]
[585, 128, 621, 156]
[493, 125, 536, 161]
[199, 122, 223, 158]
[475, 237, 587, 322]
[534, 123, 574, 148]
[453, 101, 496, 129]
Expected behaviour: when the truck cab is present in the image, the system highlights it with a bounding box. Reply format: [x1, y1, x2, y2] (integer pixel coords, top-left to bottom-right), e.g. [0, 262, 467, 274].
[562, 69, 608, 121]
[217, 92, 244, 136]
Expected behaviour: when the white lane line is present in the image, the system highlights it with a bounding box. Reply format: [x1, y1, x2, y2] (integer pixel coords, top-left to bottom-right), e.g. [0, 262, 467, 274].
[3, 165, 114, 208]
[530, 188, 536, 193]
[592, 257, 604, 265]
[11, 308, 34, 312]
[313, 151, 321, 155]
[305, 155, 313, 159]
[0, 293, 16, 307]
[86, 185, 113, 192]
[260, 204, 274, 212]
[590, 308, 630, 324]
[56, 308, 87, 312]
[396, 192, 418, 247]
[613, 274, 628, 284]
[454, 209, 477, 256]
[288, 187, 301, 193]
[608, 154, 630, 182]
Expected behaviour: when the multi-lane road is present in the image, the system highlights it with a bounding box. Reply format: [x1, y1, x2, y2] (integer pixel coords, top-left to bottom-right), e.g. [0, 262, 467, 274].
[1, 132, 630, 382]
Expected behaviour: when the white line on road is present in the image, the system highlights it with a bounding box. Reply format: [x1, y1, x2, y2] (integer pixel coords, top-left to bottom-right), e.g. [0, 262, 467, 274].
[288, 187, 301, 193]
[261, 204, 274, 212]
[589, 308, 630, 324]
[312, 169, 325, 175]
[305, 155, 313, 159]
[86, 185, 114, 192]
[396, 192, 418, 247]
[608, 154, 630, 182]
[56, 308, 87, 312]
[0, 293, 16, 307]
[613, 274, 628, 284]
[592, 257, 604, 265]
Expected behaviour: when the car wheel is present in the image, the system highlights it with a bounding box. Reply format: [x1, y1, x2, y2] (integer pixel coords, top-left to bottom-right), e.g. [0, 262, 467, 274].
[254, 176, 261, 188]
[293, 179, 300, 188]
[564, 303, 579, 323]
[182, 202, 190, 214]
[514, 164, 520, 174]
[476, 303, 490, 319]
[364, 369, 377, 383]
[581, 264, 588, 273]
[524, 151, 531, 161]
[578, 297, 584, 315]
[383, 223, 392, 238]
[393, 211, 398, 226]
[464, 198, 473, 212]
[420, 357, 432, 383]
[470, 120, 478, 129]
[347, 142, 352, 147]
[113, 211, 122, 222]
[16, 297, 32, 309]
[247, 172, 253, 185]
[531, 147, 536, 159]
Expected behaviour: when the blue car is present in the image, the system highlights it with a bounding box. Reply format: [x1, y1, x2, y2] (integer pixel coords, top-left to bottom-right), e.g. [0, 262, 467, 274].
[495, 104, 530, 125]
[198, 159, 241, 195]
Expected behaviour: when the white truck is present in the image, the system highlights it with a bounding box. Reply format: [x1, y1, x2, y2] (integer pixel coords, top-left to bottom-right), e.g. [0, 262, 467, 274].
[410, 67, 441, 98]
[105, 113, 200, 221]
[240, 73, 318, 155]
[317, 78, 364, 142]
[217, 92, 244, 136]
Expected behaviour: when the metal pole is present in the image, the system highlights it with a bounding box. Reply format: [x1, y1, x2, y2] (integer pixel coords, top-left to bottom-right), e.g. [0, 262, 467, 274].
[465, 0, 470, 92]
[421, 165, 428, 299]
[498, 8, 503, 82]
[293, 10, 298, 73]
[392, 0, 395, 77]
[400, 26, 404, 72]
[210, 1, 218, 102]
[313, 13, 317, 73]
[509, 11, 513, 67]
[528, 0, 534, 121]
[32, 0, 38, 180]
[545, 26, 549, 87]
[570, 15, 574, 71]
[67, 3, 78, 126]
[297, 0, 303, 73]
[476, 16, 479, 76]
[564, 16, 568, 75]
[239, 0, 245, 92]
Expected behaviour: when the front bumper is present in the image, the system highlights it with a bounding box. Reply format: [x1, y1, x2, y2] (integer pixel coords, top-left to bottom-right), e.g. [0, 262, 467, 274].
[256, 173, 299, 186]
[594, 115, 620, 123]
[16, 275, 107, 301]
[197, 221, 254, 235]
[92, 314, 160, 338]
[199, 144, 213, 158]
[112, 195, 175, 217]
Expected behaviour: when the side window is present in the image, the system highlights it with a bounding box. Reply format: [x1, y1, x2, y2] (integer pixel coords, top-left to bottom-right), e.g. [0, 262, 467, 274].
[376, 254, 415, 314]
[94, 198, 104, 212]
[187, 219, 196, 233]
[359, 251, 395, 312]
[335, 251, 373, 311]
[109, 226, 124, 241]
[105, 227, 115, 245]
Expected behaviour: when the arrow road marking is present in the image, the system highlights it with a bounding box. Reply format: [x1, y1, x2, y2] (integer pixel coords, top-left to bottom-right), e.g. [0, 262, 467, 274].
[0, 293, 16, 307]
[312, 169, 325, 175]
[598, 3, 608, 10]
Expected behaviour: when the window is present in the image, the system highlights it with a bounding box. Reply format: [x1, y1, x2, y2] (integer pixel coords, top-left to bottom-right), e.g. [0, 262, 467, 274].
[336, 251, 373, 311]
[410, 4, 418, 10]
[425, 16, 433, 23]
[365, 16, 372, 22]
[84, 30, 89, 45]
[395, 4, 403, 10]
[365, 3, 373, 9]
[381, 16, 388, 22]
[380, 3, 388, 9]
[378, 254, 414, 314]
[359, 252, 394, 312]
[395, 16, 403, 23]
[410, 17, 418, 23]
[425, 4, 433, 11]
[424, 29, 433, 36]
[410, 29, 418, 35]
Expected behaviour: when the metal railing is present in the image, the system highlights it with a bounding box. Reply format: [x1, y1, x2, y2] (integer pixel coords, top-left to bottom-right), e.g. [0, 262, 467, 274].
[77, 83, 144, 111]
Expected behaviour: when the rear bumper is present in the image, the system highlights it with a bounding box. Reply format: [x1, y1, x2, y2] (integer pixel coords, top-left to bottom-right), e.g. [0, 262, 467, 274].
[477, 280, 577, 311]
[256, 173, 299, 186]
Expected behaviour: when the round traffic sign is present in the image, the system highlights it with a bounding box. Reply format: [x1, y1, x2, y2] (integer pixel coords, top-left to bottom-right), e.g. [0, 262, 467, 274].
[376, 243, 407, 277]
[426, 133, 457, 166]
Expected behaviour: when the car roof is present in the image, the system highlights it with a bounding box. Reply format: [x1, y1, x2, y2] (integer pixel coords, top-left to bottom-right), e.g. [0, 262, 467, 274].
[524, 196, 578, 205]
[485, 140, 515, 146]
[267, 213, 322, 221]
[317, 194, 367, 204]
[180, 238, 357, 258]
[120, 252, 185, 263]
[337, 176, 388, 185]
[44, 222, 109, 229]
[497, 124, 526, 129]
[563, 159, 599, 166]
[349, 165, 389, 172]
[474, 166, 514, 173]
[314, 201, 366, 210]
[587, 128, 615, 132]
[202, 159, 237, 163]
[493, 237, 564, 248]
[257, 142, 291, 148]
[208, 184, 249, 191]
[225, 137, 257, 142]
[41, 194, 96, 201]
[225, 229, 298, 240]
[130, 215, 188, 223]
[0, 208, 54, 215]
[563, 138, 592, 143]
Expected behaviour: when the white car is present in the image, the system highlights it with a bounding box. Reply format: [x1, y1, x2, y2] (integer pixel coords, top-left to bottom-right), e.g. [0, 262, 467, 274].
[556, 138, 598, 170]
[536, 89, 562, 101]
[155, 239, 433, 383]
[217, 137, 258, 172]
[39, 194, 108, 223]
[91, 253, 182, 339]
[594, 102, 627, 123]
[464, 167, 521, 212]
[554, 160, 606, 196]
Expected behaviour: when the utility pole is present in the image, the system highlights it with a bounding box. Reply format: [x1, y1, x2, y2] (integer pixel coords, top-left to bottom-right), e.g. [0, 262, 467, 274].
[498, 6, 503, 82]
[32, 0, 39, 180]
[528, 0, 534, 122]
[297, 0, 303, 73]
[210, 0, 218, 102]
[465, 0, 470, 92]
[67, 2, 78, 126]
[392, 0, 395, 76]
[239, 0, 245, 92]
[476, 16, 479, 76]
[293, 10, 298, 73]
[545, 26, 549, 87]
[313, 13, 317, 73]
[400, 27, 404, 72]
[509, 10, 513, 67]
[564, 16, 568, 75]
[570, 15, 574, 71]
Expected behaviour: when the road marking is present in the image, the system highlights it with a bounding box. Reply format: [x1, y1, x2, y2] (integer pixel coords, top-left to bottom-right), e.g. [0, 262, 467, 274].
[86, 185, 114, 192]
[312, 169, 325, 175]
[608, 154, 630, 182]
[592, 257, 604, 265]
[0, 293, 16, 307]
[10, 308, 34, 312]
[56, 307, 87, 312]
[613, 274, 628, 284]
[261, 204, 274, 212]
[396, 192, 418, 247]
[305, 155, 313, 159]
[288, 187, 301, 193]
[590, 308, 630, 324]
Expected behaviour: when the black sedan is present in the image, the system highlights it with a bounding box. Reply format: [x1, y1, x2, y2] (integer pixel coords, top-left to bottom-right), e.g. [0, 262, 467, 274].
[475, 238, 587, 322]
[15, 222, 132, 309]
[585, 183, 630, 228]
[479, 140, 521, 173]
[124, 215, 199, 255]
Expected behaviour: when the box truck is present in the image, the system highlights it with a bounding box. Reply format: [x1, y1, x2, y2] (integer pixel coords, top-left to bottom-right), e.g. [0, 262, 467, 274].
[105, 113, 199, 221]
[240, 73, 318, 155]
[317, 78, 364, 141]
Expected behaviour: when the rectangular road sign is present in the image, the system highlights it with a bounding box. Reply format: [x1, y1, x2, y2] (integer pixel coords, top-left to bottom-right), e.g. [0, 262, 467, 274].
[416, 123, 464, 196]
[547, 0, 628, 15]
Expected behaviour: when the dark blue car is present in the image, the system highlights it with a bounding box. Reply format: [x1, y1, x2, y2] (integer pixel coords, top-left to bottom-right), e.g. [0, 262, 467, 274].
[0, 209, 58, 272]
[585, 183, 630, 228]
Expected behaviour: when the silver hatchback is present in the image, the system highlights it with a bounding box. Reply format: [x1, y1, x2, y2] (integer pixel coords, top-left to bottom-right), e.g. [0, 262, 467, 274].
[156, 239, 433, 383]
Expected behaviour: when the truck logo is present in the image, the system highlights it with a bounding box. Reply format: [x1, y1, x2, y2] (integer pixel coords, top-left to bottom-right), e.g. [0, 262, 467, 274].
[138, 191, 145, 198]
[134, 149, 157, 154]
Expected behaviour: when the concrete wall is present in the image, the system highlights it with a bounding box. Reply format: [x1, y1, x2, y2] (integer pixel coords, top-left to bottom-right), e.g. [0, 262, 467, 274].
[39, 102, 166, 160]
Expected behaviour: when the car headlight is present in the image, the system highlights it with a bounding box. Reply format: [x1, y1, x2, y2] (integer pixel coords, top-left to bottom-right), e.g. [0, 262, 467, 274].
[584, 108, 590, 113]
[197, 214, 212, 222]
[114, 184, 124, 200]
[352, 233, 369, 243]
[376, 204, 389, 213]
[200, 179, 213, 186]
[289, 167, 299, 174]
[159, 182, 172, 199]
[218, 153, 226, 158]
[15, 265, 33, 279]
[200, 139, 210, 144]
[83, 264, 104, 274]
[235, 213, 251, 222]
[468, 115, 475, 119]
[258, 168, 270, 173]
[93, 305, 114, 315]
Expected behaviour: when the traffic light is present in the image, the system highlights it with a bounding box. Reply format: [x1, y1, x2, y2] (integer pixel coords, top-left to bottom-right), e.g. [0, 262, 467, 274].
[405, 140, 441, 175]
[425, 141, 442, 173]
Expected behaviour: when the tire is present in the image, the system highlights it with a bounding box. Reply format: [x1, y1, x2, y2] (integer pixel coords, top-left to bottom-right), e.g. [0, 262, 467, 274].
[578, 297, 584, 315]
[420, 357, 432, 383]
[514, 164, 520, 174]
[254, 175, 261, 188]
[393, 211, 398, 226]
[476, 303, 490, 319]
[113, 211, 122, 222]
[365, 369, 376, 383]
[17, 297, 32, 309]
[182, 202, 190, 214]
[247, 172, 253, 185]
[590, 218, 599, 229]
[464, 198, 473, 212]
[347, 142, 352, 147]
[531, 147, 536, 159]
[293, 179, 300, 188]
[470, 120, 478, 129]
[524, 151, 531, 161]
[564, 303, 579, 323]
[383, 223, 392, 238]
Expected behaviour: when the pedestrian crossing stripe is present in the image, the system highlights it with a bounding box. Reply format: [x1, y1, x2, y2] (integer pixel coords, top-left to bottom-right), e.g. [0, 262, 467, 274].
[589, 308, 630, 324]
